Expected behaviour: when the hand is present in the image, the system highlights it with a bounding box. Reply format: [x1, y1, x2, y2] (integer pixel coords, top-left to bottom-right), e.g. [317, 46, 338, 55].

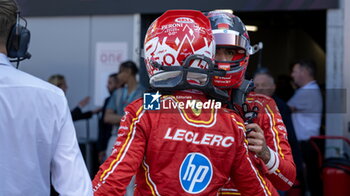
[92, 107, 102, 114]
[78, 96, 90, 108]
[246, 123, 270, 163]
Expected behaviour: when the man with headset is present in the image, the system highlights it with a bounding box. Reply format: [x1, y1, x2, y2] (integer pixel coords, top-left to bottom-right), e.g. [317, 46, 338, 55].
[0, 0, 92, 195]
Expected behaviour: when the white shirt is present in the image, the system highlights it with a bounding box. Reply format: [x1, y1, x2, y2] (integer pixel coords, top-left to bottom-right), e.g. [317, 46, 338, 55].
[287, 81, 323, 141]
[0, 53, 92, 196]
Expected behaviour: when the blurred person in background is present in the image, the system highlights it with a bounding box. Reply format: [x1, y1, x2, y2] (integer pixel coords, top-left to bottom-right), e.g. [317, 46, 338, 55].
[103, 61, 144, 156]
[288, 59, 323, 196]
[48, 74, 101, 121]
[97, 73, 124, 163]
[0, 0, 92, 195]
[254, 68, 304, 195]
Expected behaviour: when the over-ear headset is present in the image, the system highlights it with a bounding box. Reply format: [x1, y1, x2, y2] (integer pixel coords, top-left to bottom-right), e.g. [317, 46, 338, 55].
[6, 11, 31, 62]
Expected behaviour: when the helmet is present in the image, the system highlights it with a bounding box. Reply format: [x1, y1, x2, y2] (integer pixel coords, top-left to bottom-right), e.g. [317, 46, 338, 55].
[207, 11, 259, 89]
[144, 10, 227, 99]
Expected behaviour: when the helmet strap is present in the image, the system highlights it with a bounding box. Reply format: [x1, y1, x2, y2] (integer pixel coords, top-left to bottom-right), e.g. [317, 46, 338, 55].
[149, 54, 230, 102]
[230, 79, 254, 106]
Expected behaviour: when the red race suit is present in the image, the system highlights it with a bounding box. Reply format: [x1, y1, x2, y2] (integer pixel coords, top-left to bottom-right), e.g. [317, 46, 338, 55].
[93, 91, 272, 196]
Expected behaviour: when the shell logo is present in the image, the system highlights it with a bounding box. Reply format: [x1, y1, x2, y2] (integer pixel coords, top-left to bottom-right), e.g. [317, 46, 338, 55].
[175, 17, 194, 23]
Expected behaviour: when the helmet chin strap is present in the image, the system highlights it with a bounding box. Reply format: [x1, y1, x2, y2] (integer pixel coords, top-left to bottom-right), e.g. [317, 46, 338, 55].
[230, 79, 254, 106]
[149, 54, 230, 102]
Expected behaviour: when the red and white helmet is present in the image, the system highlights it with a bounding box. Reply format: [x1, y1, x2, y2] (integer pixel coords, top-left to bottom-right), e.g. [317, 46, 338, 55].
[207, 11, 260, 89]
[144, 10, 227, 99]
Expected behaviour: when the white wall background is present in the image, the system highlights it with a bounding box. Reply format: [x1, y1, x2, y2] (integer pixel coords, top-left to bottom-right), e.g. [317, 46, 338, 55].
[19, 15, 140, 142]
[326, 0, 350, 157]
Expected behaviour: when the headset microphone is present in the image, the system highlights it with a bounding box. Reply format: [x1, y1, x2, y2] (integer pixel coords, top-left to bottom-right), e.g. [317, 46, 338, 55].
[6, 10, 31, 68]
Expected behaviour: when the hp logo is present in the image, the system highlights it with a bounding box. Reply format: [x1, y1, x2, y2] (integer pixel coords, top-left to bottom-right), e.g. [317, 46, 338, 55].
[179, 153, 213, 194]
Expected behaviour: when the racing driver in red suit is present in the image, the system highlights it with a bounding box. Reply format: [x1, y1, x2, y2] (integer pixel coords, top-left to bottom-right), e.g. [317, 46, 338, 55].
[206, 11, 297, 195]
[93, 10, 271, 196]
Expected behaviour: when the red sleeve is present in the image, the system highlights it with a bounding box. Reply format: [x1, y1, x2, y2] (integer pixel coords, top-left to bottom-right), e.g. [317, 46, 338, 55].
[92, 102, 147, 195]
[229, 115, 271, 196]
[261, 99, 296, 190]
